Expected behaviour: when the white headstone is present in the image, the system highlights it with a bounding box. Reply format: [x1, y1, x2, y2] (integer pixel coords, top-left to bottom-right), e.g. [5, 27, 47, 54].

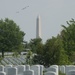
[47, 65, 58, 75]
[16, 65, 25, 75]
[23, 70, 34, 75]
[45, 71, 56, 75]
[0, 72, 6, 75]
[31, 65, 40, 75]
[40, 65, 44, 75]
[26, 65, 30, 70]
[51, 65, 58, 68]
[68, 70, 75, 75]
[5, 65, 12, 67]
[59, 65, 65, 73]
[65, 65, 75, 75]
[0, 65, 4, 71]
[4, 65, 12, 72]
[7, 67, 18, 75]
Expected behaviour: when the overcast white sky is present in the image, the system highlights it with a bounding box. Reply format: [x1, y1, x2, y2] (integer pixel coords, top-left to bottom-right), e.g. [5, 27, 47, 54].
[0, 0, 75, 42]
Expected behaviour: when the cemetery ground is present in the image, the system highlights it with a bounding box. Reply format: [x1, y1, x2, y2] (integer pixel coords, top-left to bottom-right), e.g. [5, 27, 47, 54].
[1, 52, 75, 75]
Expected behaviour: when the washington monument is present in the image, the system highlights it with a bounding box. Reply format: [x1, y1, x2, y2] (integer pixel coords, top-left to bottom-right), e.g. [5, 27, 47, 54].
[36, 15, 42, 38]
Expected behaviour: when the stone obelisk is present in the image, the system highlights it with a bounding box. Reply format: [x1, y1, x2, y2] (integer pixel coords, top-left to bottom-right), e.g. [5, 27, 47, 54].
[36, 15, 42, 38]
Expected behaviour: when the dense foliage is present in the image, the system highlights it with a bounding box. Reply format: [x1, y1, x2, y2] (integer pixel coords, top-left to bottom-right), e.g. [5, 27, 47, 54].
[28, 38, 44, 64]
[43, 36, 69, 66]
[60, 19, 75, 62]
[0, 18, 25, 57]
[27, 37, 70, 66]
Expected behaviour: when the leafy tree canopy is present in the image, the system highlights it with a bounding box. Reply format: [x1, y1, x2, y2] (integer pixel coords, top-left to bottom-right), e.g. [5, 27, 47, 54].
[43, 36, 70, 66]
[0, 18, 25, 57]
[28, 38, 44, 65]
[60, 18, 75, 62]
[28, 38, 43, 54]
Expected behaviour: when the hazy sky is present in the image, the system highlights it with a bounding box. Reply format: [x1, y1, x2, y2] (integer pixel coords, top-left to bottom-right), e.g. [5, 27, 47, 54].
[0, 0, 75, 42]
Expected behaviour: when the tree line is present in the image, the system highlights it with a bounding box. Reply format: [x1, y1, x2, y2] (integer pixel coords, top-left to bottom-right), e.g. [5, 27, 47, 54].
[0, 18, 75, 67]
[27, 18, 75, 66]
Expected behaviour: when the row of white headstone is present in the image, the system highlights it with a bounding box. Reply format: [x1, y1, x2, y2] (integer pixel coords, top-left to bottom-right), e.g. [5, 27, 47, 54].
[0, 56, 26, 65]
[0, 65, 43, 75]
[46, 65, 75, 75]
[0, 65, 75, 75]
[59, 65, 75, 75]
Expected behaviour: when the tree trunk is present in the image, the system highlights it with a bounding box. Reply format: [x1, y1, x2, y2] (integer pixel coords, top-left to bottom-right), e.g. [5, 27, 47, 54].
[2, 49, 4, 58]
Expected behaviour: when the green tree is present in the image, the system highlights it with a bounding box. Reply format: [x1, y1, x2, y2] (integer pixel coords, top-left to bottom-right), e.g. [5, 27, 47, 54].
[0, 18, 25, 57]
[29, 38, 43, 54]
[60, 19, 75, 62]
[26, 50, 33, 65]
[28, 38, 44, 64]
[43, 36, 69, 67]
